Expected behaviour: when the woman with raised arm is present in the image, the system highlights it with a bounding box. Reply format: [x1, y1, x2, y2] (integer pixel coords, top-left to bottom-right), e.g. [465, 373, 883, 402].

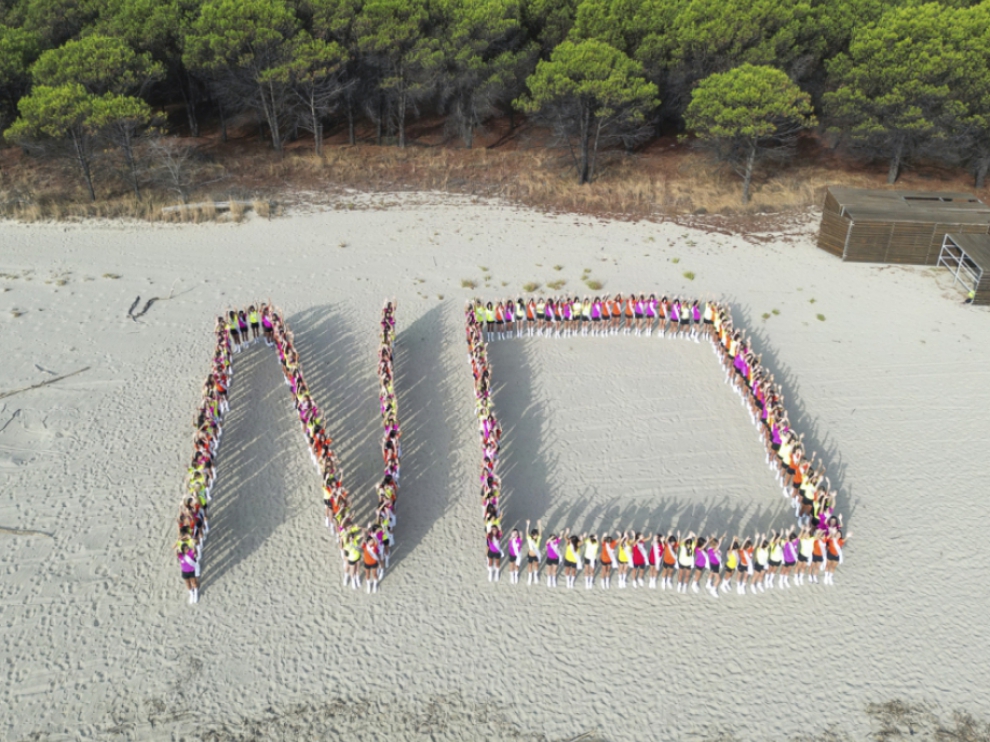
[780, 529, 799, 588]
[753, 534, 770, 593]
[583, 533, 599, 589]
[722, 537, 740, 593]
[616, 531, 632, 588]
[647, 533, 663, 589]
[689, 536, 708, 594]
[600, 532, 616, 589]
[824, 520, 849, 586]
[766, 531, 784, 589]
[795, 526, 814, 586]
[525, 519, 542, 586]
[661, 533, 678, 590]
[362, 533, 381, 593]
[563, 532, 582, 589]
[610, 294, 623, 335]
[706, 535, 724, 597]
[506, 528, 523, 584]
[544, 531, 562, 587]
[676, 532, 695, 593]
[631, 532, 648, 588]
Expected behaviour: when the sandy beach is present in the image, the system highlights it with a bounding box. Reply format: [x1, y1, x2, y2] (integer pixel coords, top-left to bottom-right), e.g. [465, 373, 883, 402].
[1, 198, 989, 741]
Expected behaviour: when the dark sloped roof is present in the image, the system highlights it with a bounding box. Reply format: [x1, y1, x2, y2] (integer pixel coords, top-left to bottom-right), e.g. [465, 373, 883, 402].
[945, 233, 990, 272]
[828, 186, 990, 225]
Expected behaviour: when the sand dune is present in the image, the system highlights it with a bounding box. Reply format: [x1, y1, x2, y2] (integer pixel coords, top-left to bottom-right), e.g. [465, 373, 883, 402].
[1, 199, 989, 740]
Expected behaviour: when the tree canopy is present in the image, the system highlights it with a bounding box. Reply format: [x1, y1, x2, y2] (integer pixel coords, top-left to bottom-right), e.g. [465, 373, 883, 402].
[517, 38, 658, 182]
[1, 0, 990, 193]
[685, 63, 816, 202]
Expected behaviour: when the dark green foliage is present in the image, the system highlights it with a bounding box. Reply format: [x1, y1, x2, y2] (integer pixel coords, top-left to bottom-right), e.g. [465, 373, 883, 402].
[685, 64, 815, 202]
[1, 0, 989, 192]
[517, 38, 658, 183]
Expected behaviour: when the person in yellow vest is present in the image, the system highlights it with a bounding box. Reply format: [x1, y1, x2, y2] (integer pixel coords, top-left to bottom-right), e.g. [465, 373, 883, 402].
[247, 305, 260, 343]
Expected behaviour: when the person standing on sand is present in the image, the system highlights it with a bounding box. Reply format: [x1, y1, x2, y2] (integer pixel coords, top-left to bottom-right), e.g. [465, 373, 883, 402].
[507, 529, 523, 584]
[722, 538, 740, 593]
[178, 543, 199, 604]
[563, 533, 582, 589]
[676, 533, 694, 593]
[583, 534, 599, 589]
[544, 532, 562, 587]
[362, 535, 380, 593]
[600, 533, 616, 589]
[487, 528, 503, 582]
[705, 535, 723, 597]
[689, 536, 708, 594]
[661, 533, 677, 590]
[824, 525, 849, 585]
[631, 532, 648, 588]
[525, 519, 542, 586]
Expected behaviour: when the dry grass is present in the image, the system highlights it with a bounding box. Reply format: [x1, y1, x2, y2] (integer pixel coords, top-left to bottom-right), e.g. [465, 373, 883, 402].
[461, 279, 477, 289]
[546, 279, 566, 290]
[584, 279, 604, 290]
[522, 282, 540, 292]
[2, 122, 988, 226]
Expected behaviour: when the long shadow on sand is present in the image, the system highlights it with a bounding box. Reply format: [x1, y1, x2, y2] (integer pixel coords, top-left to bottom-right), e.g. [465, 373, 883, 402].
[487, 337, 794, 540]
[288, 303, 382, 527]
[200, 343, 296, 591]
[730, 300, 855, 526]
[384, 304, 463, 569]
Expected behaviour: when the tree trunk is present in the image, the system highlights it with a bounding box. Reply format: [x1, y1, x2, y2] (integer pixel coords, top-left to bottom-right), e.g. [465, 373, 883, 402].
[887, 143, 902, 184]
[975, 157, 989, 189]
[72, 129, 95, 202]
[588, 118, 603, 183]
[346, 98, 356, 145]
[218, 97, 227, 143]
[263, 82, 282, 154]
[122, 130, 141, 200]
[578, 104, 591, 184]
[460, 101, 472, 149]
[375, 97, 383, 145]
[398, 90, 406, 149]
[180, 69, 199, 137]
[741, 141, 757, 204]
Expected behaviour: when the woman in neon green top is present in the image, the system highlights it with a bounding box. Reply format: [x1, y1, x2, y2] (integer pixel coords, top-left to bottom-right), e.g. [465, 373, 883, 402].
[247, 305, 260, 343]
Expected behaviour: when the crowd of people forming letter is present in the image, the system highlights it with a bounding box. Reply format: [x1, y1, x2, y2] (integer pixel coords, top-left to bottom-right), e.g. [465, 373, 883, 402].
[465, 295, 851, 598]
[332, 301, 400, 594]
[175, 301, 400, 603]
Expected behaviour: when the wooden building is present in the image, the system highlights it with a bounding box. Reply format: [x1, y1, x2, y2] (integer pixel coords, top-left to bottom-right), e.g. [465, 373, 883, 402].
[936, 233, 990, 305]
[817, 187, 990, 264]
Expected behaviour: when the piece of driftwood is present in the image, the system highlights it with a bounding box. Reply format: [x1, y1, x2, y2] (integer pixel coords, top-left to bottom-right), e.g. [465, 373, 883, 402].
[0, 526, 54, 538]
[0, 366, 90, 401]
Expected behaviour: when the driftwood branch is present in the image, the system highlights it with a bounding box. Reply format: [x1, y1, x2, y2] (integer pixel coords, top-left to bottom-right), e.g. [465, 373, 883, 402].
[0, 526, 54, 538]
[0, 366, 91, 401]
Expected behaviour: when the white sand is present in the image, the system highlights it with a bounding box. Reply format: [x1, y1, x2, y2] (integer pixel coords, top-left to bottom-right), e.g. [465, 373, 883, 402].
[1, 199, 989, 740]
